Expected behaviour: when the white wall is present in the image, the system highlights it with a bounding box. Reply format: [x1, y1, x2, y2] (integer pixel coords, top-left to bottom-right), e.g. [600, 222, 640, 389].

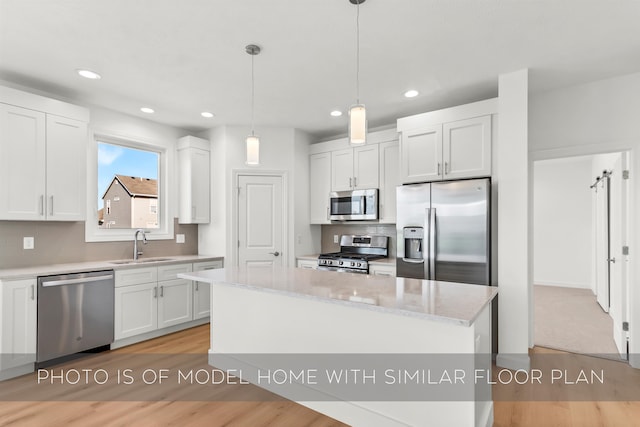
[529, 71, 640, 368]
[533, 156, 592, 289]
[197, 125, 314, 266]
[496, 69, 530, 370]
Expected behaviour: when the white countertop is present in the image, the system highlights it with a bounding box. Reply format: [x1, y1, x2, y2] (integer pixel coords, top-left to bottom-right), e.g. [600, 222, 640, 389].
[0, 255, 224, 280]
[179, 266, 497, 326]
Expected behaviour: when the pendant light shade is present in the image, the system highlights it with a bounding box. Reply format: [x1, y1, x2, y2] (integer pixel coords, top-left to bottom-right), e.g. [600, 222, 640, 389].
[245, 44, 261, 165]
[246, 135, 260, 165]
[348, 0, 367, 145]
[349, 104, 367, 145]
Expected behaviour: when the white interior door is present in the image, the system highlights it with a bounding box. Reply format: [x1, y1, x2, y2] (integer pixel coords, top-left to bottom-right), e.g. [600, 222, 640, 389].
[237, 175, 284, 267]
[595, 176, 609, 312]
[609, 154, 628, 356]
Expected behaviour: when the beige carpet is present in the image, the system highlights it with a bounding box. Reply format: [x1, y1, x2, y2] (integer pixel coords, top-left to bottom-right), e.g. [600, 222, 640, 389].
[534, 285, 625, 360]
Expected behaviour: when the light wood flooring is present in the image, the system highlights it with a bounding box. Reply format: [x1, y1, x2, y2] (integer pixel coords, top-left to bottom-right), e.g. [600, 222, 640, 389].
[1, 325, 639, 427]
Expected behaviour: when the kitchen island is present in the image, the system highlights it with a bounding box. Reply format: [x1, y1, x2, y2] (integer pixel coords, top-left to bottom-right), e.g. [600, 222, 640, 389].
[179, 266, 497, 427]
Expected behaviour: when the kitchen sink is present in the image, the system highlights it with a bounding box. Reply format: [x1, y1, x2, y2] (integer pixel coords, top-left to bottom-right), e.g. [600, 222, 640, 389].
[110, 258, 175, 265]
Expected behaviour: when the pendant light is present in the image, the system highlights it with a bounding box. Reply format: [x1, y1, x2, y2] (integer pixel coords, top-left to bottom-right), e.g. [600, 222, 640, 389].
[245, 44, 261, 165]
[348, 0, 367, 145]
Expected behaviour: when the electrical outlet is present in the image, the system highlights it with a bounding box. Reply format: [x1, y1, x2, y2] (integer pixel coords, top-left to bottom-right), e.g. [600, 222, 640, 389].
[23, 237, 35, 250]
[333, 234, 339, 244]
[176, 234, 185, 244]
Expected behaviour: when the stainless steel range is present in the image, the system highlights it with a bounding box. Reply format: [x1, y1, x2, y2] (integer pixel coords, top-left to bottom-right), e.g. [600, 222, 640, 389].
[317, 235, 388, 274]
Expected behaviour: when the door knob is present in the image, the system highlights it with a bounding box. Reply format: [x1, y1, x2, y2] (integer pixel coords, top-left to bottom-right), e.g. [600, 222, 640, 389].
[269, 251, 280, 257]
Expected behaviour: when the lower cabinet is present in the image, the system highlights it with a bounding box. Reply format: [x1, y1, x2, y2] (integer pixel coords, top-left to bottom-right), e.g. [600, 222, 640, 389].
[369, 264, 396, 277]
[114, 261, 222, 342]
[0, 278, 37, 375]
[297, 259, 318, 270]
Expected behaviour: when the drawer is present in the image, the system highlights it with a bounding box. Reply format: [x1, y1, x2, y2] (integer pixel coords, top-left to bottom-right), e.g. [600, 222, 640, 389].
[115, 267, 158, 287]
[158, 263, 193, 281]
[193, 260, 223, 272]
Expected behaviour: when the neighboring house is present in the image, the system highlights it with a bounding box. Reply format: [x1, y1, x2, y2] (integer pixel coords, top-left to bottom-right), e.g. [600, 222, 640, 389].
[101, 175, 158, 229]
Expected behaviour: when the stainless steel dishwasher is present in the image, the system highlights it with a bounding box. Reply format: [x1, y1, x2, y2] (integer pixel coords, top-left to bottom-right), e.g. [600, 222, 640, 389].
[37, 270, 115, 363]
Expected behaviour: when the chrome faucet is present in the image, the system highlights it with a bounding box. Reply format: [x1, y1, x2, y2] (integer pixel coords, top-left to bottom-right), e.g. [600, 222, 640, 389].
[133, 229, 147, 260]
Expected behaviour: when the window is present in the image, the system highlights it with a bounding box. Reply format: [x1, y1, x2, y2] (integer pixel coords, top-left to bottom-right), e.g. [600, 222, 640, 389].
[86, 134, 173, 242]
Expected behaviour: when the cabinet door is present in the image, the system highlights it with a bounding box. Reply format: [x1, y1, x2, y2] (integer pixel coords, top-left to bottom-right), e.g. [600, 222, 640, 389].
[192, 260, 222, 320]
[353, 144, 379, 189]
[0, 104, 46, 220]
[309, 152, 331, 224]
[443, 116, 491, 179]
[46, 115, 87, 220]
[400, 124, 442, 184]
[379, 141, 399, 223]
[331, 148, 354, 191]
[157, 279, 193, 328]
[369, 265, 396, 277]
[114, 282, 158, 340]
[179, 147, 210, 224]
[0, 279, 37, 371]
[296, 260, 318, 269]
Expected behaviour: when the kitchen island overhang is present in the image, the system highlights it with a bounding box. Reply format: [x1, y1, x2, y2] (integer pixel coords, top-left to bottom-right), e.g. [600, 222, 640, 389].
[179, 266, 498, 427]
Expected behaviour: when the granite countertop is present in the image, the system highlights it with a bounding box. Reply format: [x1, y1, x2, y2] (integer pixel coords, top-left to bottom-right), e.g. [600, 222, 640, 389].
[179, 266, 497, 327]
[0, 255, 224, 281]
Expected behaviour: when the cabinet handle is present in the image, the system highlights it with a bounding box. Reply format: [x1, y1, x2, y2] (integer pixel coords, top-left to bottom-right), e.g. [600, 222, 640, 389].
[192, 206, 196, 220]
[349, 177, 353, 188]
[153, 287, 157, 298]
[326, 206, 329, 220]
[353, 176, 357, 187]
[445, 162, 449, 175]
[437, 163, 442, 175]
[39, 195, 44, 216]
[31, 284, 35, 300]
[195, 282, 199, 291]
[160, 285, 164, 297]
[50, 196, 54, 216]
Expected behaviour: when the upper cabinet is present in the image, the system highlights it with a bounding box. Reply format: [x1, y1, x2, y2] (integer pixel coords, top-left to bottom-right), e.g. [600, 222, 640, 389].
[398, 99, 496, 184]
[378, 141, 400, 224]
[177, 136, 210, 224]
[331, 144, 379, 191]
[0, 86, 89, 221]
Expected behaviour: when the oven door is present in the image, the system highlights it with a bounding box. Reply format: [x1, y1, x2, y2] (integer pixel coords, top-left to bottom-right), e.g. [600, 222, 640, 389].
[329, 189, 378, 221]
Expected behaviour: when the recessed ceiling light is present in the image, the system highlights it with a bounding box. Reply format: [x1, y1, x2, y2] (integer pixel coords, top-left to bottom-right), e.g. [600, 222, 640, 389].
[76, 69, 101, 80]
[330, 110, 343, 117]
[140, 107, 155, 114]
[404, 89, 419, 98]
[201, 111, 215, 118]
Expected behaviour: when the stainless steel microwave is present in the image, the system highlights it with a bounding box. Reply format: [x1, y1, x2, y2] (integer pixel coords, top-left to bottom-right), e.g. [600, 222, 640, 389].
[329, 189, 378, 221]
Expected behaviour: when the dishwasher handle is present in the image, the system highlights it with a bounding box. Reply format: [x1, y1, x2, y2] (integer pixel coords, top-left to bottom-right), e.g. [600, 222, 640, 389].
[41, 274, 114, 287]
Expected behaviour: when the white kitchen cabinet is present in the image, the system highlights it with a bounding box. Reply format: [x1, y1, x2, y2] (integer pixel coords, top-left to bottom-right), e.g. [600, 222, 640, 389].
[400, 124, 442, 184]
[0, 88, 88, 221]
[0, 278, 37, 374]
[114, 282, 158, 339]
[399, 115, 492, 184]
[331, 145, 379, 191]
[443, 116, 492, 180]
[296, 259, 318, 270]
[378, 141, 400, 223]
[157, 279, 193, 328]
[178, 136, 210, 224]
[309, 152, 332, 224]
[192, 260, 222, 320]
[369, 264, 396, 277]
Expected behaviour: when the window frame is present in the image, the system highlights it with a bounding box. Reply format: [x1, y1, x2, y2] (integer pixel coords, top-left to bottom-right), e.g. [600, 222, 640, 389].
[85, 132, 174, 242]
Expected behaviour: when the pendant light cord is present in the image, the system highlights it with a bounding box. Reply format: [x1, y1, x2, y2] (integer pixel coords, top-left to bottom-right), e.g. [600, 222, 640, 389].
[355, 1, 360, 104]
[251, 52, 255, 136]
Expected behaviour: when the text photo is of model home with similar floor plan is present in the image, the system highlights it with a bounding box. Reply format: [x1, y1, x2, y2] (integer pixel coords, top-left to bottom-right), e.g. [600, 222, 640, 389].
[1, 1, 640, 427]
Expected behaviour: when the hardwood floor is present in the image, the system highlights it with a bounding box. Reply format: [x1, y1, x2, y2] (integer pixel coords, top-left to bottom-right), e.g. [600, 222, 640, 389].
[1, 325, 639, 426]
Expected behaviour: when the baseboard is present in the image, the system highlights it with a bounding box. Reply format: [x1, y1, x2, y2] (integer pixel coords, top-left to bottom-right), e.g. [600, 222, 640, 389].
[496, 353, 530, 371]
[533, 281, 590, 289]
[111, 318, 209, 350]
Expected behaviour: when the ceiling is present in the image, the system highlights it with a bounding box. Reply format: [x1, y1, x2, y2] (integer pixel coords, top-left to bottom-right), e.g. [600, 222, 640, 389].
[1, 0, 639, 141]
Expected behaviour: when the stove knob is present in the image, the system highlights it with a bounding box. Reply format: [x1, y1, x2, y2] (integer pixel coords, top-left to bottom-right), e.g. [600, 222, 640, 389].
[357, 262, 363, 268]
[350, 262, 355, 267]
[339, 261, 344, 266]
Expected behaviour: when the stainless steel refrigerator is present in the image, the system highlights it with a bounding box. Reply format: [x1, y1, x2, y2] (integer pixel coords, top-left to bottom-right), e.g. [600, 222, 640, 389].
[396, 178, 491, 285]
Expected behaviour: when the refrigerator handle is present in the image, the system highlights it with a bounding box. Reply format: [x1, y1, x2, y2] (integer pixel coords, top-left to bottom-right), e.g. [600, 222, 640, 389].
[429, 207, 437, 280]
[426, 208, 431, 278]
